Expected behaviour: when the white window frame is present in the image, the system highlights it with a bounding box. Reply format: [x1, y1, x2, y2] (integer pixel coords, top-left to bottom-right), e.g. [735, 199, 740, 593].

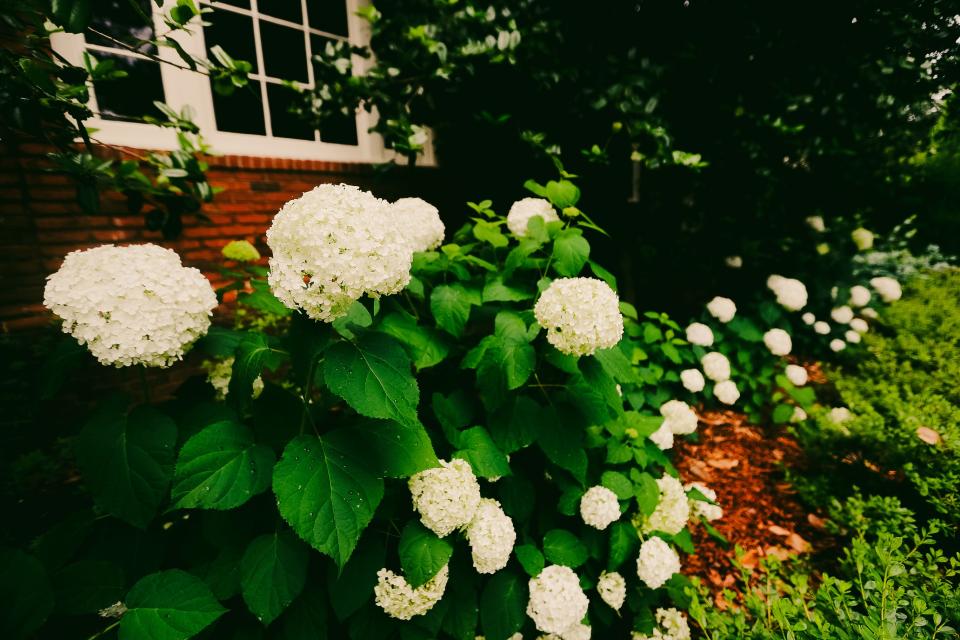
[50, 0, 434, 164]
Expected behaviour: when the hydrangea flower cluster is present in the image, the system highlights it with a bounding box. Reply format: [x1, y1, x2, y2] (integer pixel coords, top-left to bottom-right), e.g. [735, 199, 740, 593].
[714, 380, 740, 405]
[374, 564, 449, 620]
[870, 276, 902, 302]
[596, 571, 626, 610]
[806, 215, 826, 232]
[660, 400, 698, 435]
[43, 244, 217, 367]
[850, 317, 869, 333]
[632, 608, 691, 640]
[701, 352, 731, 382]
[642, 475, 690, 535]
[266, 184, 413, 322]
[802, 312, 816, 325]
[829, 407, 853, 423]
[831, 305, 854, 324]
[526, 565, 590, 635]
[785, 364, 808, 387]
[204, 357, 264, 400]
[465, 498, 516, 573]
[814, 321, 831, 335]
[685, 482, 723, 521]
[849, 285, 871, 307]
[408, 459, 482, 537]
[534, 277, 624, 356]
[390, 197, 445, 253]
[830, 339, 846, 352]
[763, 328, 792, 356]
[851, 227, 875, 251]
[685, 322, 714, 346]
[680, 369, 705, 393]
[579, 486, 621, 530]
[636, 537, 680, 589]
[706, 296, 736, 323]
[767, 275, 808, 311]
[506, 197, 559, 237]
[649, 422, 674, 450]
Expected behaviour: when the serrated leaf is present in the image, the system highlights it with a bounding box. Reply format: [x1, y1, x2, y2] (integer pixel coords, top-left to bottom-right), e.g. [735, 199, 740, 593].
[348, 419, 438, 478]
[551, 228, 590, 277]
[230, 333, 287, 412]
[453, 427, 511, 478]
[480, 571, 526, 640]
[488, 395, 540, 454]
[377, 310, 449, 370]
[171, 421, 274, 510]
[51, 0, 91, 32]
[536, 406, 587, 484]
[634, 472, 660, 516]
[601, 471, 633, 500]
[327, 532, 386, 621]
[74, 400, 177, 528]
[542, 529, 588, 568]
[399, 522, 453, 588]
[430, 284, 474, 337]
[240, 531, 308, 625]
[120, 570, 225, 640]
[607, 522, 638, 571]
[323, 333, 420, 428]
[514, 544, 544, 577]
[273, 434, 384, 568]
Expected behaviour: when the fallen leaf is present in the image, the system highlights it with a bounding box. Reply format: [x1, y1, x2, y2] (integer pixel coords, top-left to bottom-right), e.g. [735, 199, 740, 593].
[687, 459, 713, 480]
[768, 525, 791, 536]
[916, 426, 941, 445]
[764, 546, 791, 561]
[708, 458, 740, 470]
[807, 513, 828, 529]
[787, 533, 811, 553]
[739, 548, 760, 569]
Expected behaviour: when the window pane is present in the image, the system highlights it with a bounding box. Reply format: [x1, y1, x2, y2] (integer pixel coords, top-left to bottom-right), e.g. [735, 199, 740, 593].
[319, 112, 359, 146]
[217, 0, 250, 7]
[259, 20, 307, 81]
[211, 82, 267, 135]
[259, 0, 302, 24]
[267, 84, 314, 140]
[307, 1, 349, 37]
[88, 0, 156, 54]
[204, 7, 258, 74]
[93, 53, 165, 120]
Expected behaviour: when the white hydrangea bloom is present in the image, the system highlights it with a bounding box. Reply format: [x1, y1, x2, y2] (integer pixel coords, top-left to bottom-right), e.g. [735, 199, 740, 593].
[845, 329, 862, 344]
[685, 482, 722, 522]
[813, 321, 831, 335]
[409, 459, 482, 537]
[725, 255, 743, 269]
[850, 318, 869, 333]
[785, 364, 808, 387]
[643, 475, 689, 535]
[43, 244, 217, 367]
[374, 564, 449, 620]
[714, 380, 740, 405]
[680, 369, 705, 393]
[831, 306, 854, 324]
[763, 328, 792, 356]
[391, 197, 445, 253]
[767, 275, 808, 311]
[830, 339, 846, 352]
[507, 198, 559, 237]
[791, 406, 808, 423]
[805, 216, 826, 232]
[266, 184, 413, 322]
[205, 357, 264, 400]
[870, 277, 902, 302]
[534, 278, 624, 357]
[560, 622, 591, 640]
[706, 296, 736, 323]
[701, 352, 731, 382]
[660, 400, 698, 435]
[465, 498, 516, 574]
[849, 285, 871, 307]
[526, 565, 590, 636]
[801, 312, 816, 325]
[829, 407, 853, 423]
[861, 307, 879, 319]
[685, 322, 714, 346]
[635, 537, 680, 589]
[851, 227, 874, 251]
[632, 608, 691, 640]
[580, 486, 621, 530]
[597, 571, 626, 611]
[648, 423, 674, 451]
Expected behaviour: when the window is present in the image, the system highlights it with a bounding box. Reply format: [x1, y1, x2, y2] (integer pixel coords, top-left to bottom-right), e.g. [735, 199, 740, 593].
[47, 0, 415, 163]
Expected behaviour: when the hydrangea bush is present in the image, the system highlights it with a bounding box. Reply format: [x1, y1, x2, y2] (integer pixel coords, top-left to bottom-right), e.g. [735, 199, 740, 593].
[22, 178, 741, 640]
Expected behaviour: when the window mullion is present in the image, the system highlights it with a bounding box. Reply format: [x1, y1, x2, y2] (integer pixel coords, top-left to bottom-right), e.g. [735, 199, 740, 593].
[249, 0, 272, 138]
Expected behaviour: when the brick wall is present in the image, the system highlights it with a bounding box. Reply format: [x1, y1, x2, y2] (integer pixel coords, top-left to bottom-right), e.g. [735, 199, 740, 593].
[0, 141, 450, 331]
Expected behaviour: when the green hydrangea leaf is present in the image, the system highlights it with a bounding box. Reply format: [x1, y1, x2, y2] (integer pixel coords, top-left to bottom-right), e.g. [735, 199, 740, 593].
[480, 571, 527, 640]
[120, 570, 225, 640]
[542, 529, 588, 568]
[240, 531, 308, 625]
[399, 521, 453, 588]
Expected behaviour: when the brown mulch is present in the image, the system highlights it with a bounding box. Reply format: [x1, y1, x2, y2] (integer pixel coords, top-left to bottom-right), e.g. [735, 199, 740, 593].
[674, 409, 836, 595]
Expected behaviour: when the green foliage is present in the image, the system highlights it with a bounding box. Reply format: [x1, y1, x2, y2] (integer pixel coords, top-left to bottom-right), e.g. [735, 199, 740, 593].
[120, 570, 225, 640]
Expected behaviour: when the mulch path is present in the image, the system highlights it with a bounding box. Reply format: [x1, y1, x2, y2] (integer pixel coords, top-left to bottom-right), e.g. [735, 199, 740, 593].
[674, 409, 835, 597]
